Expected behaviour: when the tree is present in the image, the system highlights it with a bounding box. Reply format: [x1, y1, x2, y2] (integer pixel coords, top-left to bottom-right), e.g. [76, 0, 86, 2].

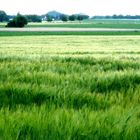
[112, 14, 117, 19]
[60, 14, 68, 22]
[26, 15, 41, 22]
[46, 14, 53, 22]
[81, 14, 89, 20]
[77, 15, 83, 21]
[6, 13, 28, 27]
[69, 15, 76, 21]
[0, 10, 8, 22]
[77, 14, 89, 21]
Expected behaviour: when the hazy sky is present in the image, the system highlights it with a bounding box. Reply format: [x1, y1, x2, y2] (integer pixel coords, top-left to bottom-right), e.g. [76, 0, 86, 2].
[0, 0, 140, 16]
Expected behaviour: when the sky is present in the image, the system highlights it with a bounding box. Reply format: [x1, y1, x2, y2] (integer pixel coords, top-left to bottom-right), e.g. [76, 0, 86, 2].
[0, 0, 140, 16]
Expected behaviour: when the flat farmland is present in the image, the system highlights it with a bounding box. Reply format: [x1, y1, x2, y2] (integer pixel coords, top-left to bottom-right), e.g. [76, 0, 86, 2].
[1, 19, 140, 29]
[0, 35, 140, 139]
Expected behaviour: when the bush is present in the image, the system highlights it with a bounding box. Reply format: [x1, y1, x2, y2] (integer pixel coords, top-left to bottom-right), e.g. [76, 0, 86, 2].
[6, 14, 28, 27]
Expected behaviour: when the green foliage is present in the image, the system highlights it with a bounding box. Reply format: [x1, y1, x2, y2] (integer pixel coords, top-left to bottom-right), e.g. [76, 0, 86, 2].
[77, 15, 83, 21]
[93, 14, 140, 19]
[46, 14, 53, 22]
[6, 13, 28, 27]
[60, 14, 68, 22]
[69, 15, 76, 21]
[77, 14, 89, 21]
[26, 15, 41, 22]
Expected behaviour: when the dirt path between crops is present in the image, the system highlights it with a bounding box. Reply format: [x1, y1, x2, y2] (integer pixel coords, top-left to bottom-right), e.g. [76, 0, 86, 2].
[0, 28, 140, 32]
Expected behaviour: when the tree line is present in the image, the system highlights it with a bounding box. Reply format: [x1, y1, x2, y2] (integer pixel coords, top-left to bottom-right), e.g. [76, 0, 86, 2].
[46, 14, 89, 22]
[1, 10, 140, 23]
[0, 10, 89, 23]
[0, 10, 90, 27]
[93, 14, 140, 19]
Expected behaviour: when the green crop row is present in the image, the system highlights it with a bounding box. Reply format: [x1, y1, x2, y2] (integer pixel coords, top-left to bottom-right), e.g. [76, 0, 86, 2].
[0, 31, 140, 36]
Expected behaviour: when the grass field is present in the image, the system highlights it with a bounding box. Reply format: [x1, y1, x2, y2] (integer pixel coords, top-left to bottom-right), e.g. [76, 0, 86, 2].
[1, 19, 140, 29]
[0, 35, 140, 139]
[26, 20, 140, 29]
[0, 31, 140, 36]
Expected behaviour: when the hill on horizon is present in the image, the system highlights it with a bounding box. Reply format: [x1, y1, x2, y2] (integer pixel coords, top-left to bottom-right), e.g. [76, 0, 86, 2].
[46, 10, 64, 20]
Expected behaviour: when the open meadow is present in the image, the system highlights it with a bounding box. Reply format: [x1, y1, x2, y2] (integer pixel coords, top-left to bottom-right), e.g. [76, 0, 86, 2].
[26, 19, 140, 29]
[1, 19, 140, 29]
[0, 34, 140, 139]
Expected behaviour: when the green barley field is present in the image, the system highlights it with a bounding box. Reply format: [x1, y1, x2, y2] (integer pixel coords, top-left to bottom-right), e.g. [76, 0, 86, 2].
[0, 35, 140, 139]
